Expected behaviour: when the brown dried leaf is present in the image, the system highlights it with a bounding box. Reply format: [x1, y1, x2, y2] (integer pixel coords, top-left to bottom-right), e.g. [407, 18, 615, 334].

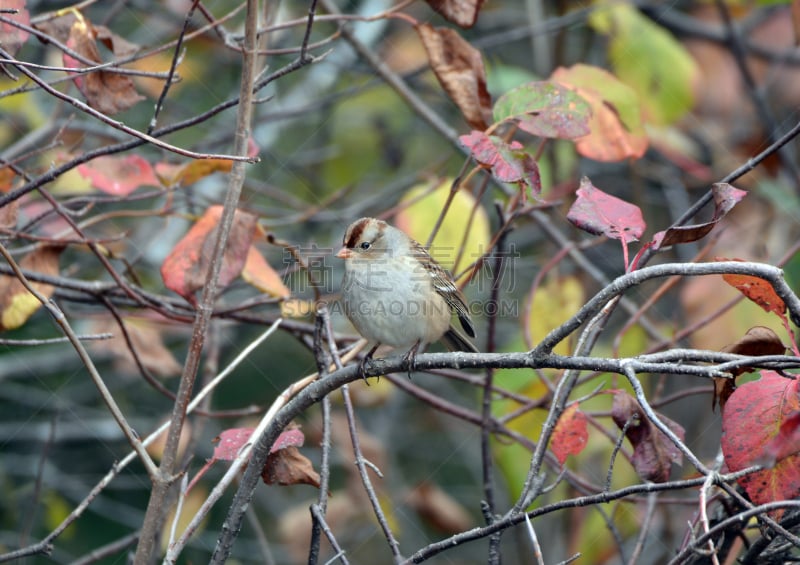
[33, 13, 76, 44]
[405, 481, 472, 533]
[722, 326, 786, 363]
[424, 0, 486, 28]
[652, 184, 747, 249]
[611, 390, 685, 482]
[714, 326, 787, 411]
[89, 316, 182, 378]
[63, 17, 144, 114]
[261, 446, 321, 488]
[0, 245, 63, 331]
[416, 23, 491, 130]
[94, 24, 140, 57]
[712, 377, 736, 413]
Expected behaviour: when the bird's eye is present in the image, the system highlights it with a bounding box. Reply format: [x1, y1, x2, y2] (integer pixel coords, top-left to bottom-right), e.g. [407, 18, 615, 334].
[360, 241, 371, 250]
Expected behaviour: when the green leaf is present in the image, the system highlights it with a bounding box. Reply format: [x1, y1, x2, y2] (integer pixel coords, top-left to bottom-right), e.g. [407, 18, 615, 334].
[493, 81, 591, 139]
[589, 3, 699, 125]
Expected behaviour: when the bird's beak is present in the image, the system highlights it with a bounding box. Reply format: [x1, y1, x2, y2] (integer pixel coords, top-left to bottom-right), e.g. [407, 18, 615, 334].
[336, 247, 351, 259]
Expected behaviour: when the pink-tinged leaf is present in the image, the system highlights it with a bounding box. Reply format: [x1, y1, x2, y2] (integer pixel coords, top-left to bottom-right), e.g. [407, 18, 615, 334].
[612, 390, 684, 482]
[722, 370, 800, 516]
[459, 131, 541, 190]
[77, 155, 159, 195]
[550, 403, 589, 465]
[492, 81, 591, 139]
[213, 428, 254, 461]
[567, 177, 645, 243]
[161, 206, 258, 302]
[271, 428, 304, 453]
[652, 183, 747, 249]
[764, 412, 800, 465]
[0, 0, 30, 56]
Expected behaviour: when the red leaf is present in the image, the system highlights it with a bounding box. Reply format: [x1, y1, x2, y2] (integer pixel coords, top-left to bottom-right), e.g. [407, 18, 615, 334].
[612, 390, 684, 482]
[459, 131, 541, 192]
[719, 258, 786, 316]
[652, 184, 747, 249]
[161, 205, 258, 302]
[212, 427, 304, 463]
[567, 177, 645, 243]
[550, 403, 589, 465]
[721, 370, 800, 515]
[77, 155, 159, 195]
[213, 428, 254, 461]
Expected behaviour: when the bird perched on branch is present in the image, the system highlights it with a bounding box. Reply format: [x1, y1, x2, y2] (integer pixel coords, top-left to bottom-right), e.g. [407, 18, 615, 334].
[337, 217, 477, 375]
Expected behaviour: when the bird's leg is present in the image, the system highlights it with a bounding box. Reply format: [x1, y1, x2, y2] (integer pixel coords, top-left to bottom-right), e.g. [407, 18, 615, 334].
[401, 340, 421, 379]
[359, 343, 380, 384]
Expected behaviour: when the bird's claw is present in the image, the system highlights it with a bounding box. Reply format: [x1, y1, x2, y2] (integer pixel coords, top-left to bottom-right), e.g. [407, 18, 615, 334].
[402, 341, 421, 379]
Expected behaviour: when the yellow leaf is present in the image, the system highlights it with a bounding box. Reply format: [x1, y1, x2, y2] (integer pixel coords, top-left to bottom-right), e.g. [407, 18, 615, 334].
[395, 178, 490, 279]
[161, 486, 208, 552]
[155, 159, 233, 188]
[2, 293, 43, 330]
[527, 275, 584, 356]
[281, 298, 314, 318]
[0, 246, 62, 330]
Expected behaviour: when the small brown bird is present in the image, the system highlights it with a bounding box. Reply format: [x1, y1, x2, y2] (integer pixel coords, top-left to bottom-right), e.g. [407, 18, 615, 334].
[336, 217, 477, 371]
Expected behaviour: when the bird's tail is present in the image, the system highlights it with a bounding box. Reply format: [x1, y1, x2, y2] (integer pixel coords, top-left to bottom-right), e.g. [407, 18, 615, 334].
[441, 327, 479, 353]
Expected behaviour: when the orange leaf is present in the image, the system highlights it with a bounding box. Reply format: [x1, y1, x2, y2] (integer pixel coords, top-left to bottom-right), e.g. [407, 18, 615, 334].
[719, 258, 786, 316]
[550, 403, 589, 465]
[161, 206, 258, 302]
[552, 65, 648, 162]
[242, 247, 290, 299]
